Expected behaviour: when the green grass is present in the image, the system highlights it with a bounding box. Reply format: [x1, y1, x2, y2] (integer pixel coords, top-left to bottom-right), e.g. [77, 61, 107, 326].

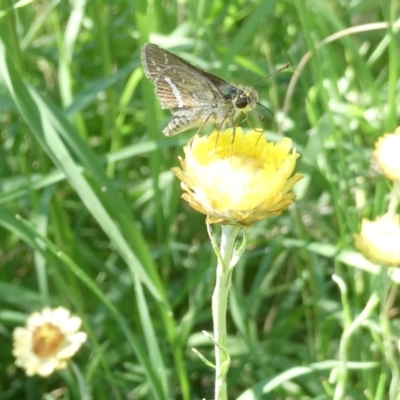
[0, 0, 399, 399]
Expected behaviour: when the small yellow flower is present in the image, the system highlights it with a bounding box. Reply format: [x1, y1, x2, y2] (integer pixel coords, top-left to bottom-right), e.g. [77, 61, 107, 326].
[374, 127, 400, 181]
[354, 214, 400, 266]
[172, 128, 302, 226]
[12, 307, 87, 377]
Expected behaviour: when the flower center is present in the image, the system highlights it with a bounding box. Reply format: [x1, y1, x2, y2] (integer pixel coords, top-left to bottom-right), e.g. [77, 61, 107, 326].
[32, 323, 64, 357]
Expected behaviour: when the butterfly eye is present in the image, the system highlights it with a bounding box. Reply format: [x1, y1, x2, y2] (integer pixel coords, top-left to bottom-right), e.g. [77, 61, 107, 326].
[235, 97, 249, 109]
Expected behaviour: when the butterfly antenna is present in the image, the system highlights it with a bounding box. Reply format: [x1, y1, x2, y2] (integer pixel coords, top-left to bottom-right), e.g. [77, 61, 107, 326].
[252, 63, 289, 120]
[252, 63, 290, 87]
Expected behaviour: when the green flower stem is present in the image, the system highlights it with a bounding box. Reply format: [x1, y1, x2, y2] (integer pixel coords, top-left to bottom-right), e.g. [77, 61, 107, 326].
[70, 361, 90, 400]
[209, 224, 241, 400]
[332, 274, 380, 400]
[388, 180, 400, 214]
[379, 270, 400, 398]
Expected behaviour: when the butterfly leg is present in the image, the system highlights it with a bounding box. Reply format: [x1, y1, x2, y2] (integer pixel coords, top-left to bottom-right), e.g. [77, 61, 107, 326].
[229, 113, 239, 156]
[214, 115, 229, 150]
[244, 114, 265, 145]
[193, 113, 212, 137]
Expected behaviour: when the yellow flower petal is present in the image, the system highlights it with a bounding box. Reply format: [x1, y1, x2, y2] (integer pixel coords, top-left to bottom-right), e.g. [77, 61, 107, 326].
[172, 128, 302, 226]
[354, 214, 400, 266]
[374, 128, 400, 181]
[12, 307, 87, 377]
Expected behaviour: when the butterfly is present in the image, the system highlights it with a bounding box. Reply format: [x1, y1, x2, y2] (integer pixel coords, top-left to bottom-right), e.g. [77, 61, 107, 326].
[141, 43, 287, 137]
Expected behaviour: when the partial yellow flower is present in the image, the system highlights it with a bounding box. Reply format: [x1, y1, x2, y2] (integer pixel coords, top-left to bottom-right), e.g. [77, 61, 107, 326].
[354, 214, 400, 266]
[172, 128, 302, 226]
[374, 127, 400, 181]
[12, 307, 87, 377]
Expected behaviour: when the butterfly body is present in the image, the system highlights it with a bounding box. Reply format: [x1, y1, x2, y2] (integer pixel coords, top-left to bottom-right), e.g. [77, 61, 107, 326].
[141, 43, 259, 137]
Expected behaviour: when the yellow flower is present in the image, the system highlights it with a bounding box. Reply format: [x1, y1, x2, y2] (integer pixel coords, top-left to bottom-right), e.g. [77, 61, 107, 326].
[12, 307, 87, 377]
[374, 127, 400, 181]
[172, 128, 302, 226]
[354, 214, 400, 266]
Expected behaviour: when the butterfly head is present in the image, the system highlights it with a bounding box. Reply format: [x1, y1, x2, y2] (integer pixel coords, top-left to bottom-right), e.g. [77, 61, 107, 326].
[234, 87, 259, 112]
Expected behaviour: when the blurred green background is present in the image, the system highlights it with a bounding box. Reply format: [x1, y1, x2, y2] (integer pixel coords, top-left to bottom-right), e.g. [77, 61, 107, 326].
[0, 0, 399, 399]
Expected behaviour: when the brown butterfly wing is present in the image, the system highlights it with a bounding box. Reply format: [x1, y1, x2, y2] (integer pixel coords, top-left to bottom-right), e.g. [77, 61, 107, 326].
[141, 43, 227, 110]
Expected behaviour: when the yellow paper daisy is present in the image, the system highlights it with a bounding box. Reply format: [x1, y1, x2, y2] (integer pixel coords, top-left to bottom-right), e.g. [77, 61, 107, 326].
[12, 307, 87, 377]
[354, 214, 400, 266]
[172, 128, 302, 226]
[374, 127, 400, 181]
